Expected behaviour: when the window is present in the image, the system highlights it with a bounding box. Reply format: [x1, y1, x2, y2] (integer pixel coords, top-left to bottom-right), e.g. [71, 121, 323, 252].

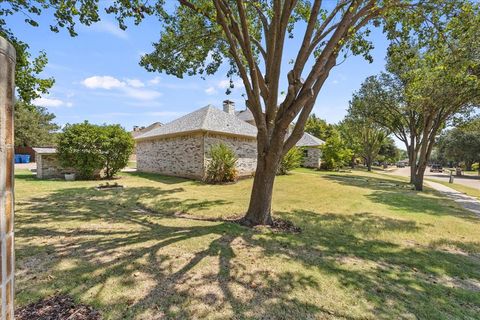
[303, 149, 308, 157]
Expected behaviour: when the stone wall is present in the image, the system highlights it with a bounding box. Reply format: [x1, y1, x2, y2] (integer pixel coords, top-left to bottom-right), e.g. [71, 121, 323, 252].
[302, 147, 322, 168]
[36, 154, 65, 179]
[0, 35, 16, 320]
[204, 133, 257, 177]
[136, 134, 205, 179]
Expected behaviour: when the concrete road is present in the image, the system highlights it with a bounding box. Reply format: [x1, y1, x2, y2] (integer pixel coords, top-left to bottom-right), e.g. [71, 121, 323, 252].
[387, 166, 480, 190]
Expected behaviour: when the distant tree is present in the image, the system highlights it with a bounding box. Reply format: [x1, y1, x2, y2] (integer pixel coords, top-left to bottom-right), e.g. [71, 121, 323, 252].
[304, 114, 334, 141]
[341, 95, 389, 171]
[437, 119, 480, 171]
[377, 137, 400, 164]
[101, 125, 135, 179]
[321, 130, 353, 171]
[14, 101, 59, 147]
[277, 147, 303, 175]
[355, 6, 480, 190]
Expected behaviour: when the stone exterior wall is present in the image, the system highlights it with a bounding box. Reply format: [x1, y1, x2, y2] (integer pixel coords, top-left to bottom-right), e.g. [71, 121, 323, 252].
[302, 147, 322, 168]
[204, 133, 257, 177]
[136, 134, 205, 179]
[36, 154, 65, 179]
[0, 35, 16, 319]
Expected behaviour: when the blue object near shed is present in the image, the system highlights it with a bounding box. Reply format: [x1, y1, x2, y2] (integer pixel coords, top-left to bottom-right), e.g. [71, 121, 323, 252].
[14, 154, 31, 163]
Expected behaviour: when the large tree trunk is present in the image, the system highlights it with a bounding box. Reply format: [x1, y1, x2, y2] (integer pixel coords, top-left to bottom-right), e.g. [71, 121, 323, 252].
[366, 157, 372, 172]
[242, 151, 279, 226]
[408, 146, 416, 184]
[413, 167, 426, 191]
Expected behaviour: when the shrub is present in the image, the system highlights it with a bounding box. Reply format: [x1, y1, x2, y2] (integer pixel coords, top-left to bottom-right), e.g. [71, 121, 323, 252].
[473, 162, 479, 172]
[321, 132, 353, 170]
[277, 147, 303, 175]
[205, 143, 238, 183]
[101, 125, 134, 179]
[57, 122, 104, 179]
[57, 122, 133, 180]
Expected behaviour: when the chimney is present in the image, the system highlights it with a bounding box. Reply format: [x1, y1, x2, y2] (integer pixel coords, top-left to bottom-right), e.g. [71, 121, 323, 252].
[223, 100, 235, 115]
[133, 126, 140, 132]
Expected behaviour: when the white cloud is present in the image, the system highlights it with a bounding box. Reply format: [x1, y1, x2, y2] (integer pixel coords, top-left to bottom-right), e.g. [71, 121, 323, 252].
[82, 76, 126, 90]
[92, 20, 128, 39]
[32, 97, 72, 108]
[205, 86, 217, 95]
[125, 78, 145, 88]
[82, 75, 162, 101]
[123, 87, 162, 100]
[149, 76, 161, 85]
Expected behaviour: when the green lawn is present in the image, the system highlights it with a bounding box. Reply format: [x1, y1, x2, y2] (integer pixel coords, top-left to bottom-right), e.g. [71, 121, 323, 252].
[15, 168, 480, 319]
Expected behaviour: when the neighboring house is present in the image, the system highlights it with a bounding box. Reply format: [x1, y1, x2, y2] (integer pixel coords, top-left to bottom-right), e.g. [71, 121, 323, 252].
[135, 105, 258, 179]
[135, 101, 324, 179]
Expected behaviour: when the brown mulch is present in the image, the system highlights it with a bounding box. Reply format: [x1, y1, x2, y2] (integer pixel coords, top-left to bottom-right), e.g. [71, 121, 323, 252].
[15, 295, 101, 320]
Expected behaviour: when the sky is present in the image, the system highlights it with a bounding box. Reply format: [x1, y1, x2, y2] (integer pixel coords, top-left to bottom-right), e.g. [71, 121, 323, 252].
[7, 4, 391, 132]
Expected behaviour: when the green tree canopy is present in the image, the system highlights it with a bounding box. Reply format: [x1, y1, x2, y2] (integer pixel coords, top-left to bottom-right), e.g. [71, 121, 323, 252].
[14, 101, 59, 147]
[437, 119, 480, 171]
[304, 114, 334, 141]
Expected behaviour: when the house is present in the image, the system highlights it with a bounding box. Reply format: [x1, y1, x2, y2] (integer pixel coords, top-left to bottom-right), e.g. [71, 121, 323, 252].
[135, 104, 258, 179]
[135, 101, 324, 179]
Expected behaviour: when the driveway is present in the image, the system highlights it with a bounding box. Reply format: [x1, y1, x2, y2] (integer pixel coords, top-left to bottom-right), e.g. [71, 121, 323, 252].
[387, 166, 480, 190]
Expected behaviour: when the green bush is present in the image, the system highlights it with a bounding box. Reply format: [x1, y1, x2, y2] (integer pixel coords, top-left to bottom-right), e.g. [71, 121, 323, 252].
[57, 121, 134, 180]
[277, 147, 303, 175]
[57, 122, 104, 179]
[473, 162, 479, 171]
[205, 143, 238, 183]
[101, 125, 135, 178]
[321, 132, 353, 170]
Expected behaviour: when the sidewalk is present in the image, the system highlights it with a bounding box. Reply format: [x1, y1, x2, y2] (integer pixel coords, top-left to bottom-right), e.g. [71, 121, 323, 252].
[426, 180, 480, 217]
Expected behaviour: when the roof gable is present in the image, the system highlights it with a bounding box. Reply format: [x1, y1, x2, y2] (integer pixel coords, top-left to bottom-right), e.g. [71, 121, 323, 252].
[295, 132, 325, 147]
[135, 105, 257, 140]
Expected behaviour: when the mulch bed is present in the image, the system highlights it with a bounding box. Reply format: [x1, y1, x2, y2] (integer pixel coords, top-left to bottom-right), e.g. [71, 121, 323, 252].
[16, 295, 101, 320]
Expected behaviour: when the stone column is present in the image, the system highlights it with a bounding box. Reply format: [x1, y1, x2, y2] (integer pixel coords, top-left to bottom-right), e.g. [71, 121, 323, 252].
[0, 36, 16, 320]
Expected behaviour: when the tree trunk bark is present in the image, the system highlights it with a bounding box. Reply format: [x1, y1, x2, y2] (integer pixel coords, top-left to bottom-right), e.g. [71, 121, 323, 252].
[242, 154, 277, 226]
[367, 157, 372, 172]
[414, 168, 426, 191]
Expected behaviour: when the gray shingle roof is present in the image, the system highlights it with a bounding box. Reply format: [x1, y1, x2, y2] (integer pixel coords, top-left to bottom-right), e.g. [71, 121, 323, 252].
[135, 105, 258, 140]
[131, 122, 162, 138]
[33, 147, 57, 154]
[295, 132, 324, 147]
[235, 108, 254, 122]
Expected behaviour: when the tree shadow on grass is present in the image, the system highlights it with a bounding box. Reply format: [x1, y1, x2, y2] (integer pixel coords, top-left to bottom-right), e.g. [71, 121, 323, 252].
[323, 173, 479, 221]
[15, 185, 480, 319]
[126, 171, 204, 185]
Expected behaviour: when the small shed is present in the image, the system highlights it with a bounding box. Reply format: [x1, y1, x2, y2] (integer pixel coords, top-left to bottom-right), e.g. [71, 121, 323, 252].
[296, 133, 324, 169]
[33, 148, 65, 179]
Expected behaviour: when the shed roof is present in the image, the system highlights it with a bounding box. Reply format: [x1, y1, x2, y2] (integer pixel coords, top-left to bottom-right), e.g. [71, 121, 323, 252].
[295, 132, 324, 147]
[33, 147, 57, 154]
[135, 105, 258, 140]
